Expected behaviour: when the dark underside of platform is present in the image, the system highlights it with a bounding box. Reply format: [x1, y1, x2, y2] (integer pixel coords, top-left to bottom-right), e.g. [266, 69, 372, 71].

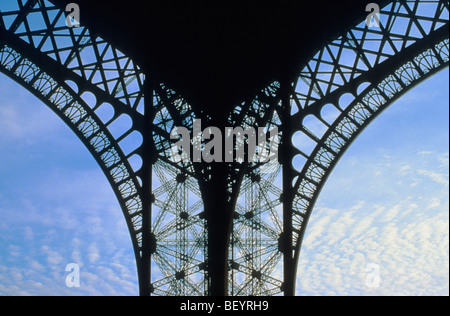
[50, 0, 389, 117]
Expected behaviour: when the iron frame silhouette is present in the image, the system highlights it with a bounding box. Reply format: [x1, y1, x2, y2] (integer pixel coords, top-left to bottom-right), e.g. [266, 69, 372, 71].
[0, 0, 449, 296]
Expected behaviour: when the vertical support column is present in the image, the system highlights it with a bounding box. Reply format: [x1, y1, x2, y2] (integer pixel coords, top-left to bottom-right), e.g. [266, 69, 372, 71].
[280, 80, 296, 296]
[205, 164, 233, 296]
[139, 78, 155, 296]
[202, 115, 235, 297]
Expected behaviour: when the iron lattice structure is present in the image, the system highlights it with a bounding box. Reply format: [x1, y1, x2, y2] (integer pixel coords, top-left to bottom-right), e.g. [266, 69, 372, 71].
[0, 0, 449, 296]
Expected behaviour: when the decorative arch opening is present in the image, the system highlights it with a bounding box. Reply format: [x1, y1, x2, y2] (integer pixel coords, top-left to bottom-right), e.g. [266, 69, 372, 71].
[0, 26, 146, 284]
[0, 73, 139, 295]
[296, 69, 449, 295]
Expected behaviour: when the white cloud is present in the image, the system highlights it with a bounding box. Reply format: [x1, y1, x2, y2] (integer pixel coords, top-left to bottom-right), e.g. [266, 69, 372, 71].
[438, 153, 449, 168]
[87, 243, 101, 264]
[8, 245, 21, 258]
[41, 245, 64, 267]
[24, 226, 34, 241]
[297, 195, 449, 296]
[0, 161, 138, 296]
[417, 169, 449, 186]
[29, 260, 45, 272]
[427, 197, 442, 210]
[297, 140, 449, 296]
[70, 239, 83, 267]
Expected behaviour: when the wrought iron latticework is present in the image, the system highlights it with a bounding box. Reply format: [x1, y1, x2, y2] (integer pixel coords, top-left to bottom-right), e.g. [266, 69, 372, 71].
[0, 0, 448, 296]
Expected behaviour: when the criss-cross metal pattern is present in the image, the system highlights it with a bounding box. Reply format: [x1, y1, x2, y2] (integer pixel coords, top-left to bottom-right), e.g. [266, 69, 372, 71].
[0, 0, 448, 296]
[227, 81, 284, 296]
[0, 0, 149, 277]
[287, 0, 449, 274]
[150, 85, 207, 296]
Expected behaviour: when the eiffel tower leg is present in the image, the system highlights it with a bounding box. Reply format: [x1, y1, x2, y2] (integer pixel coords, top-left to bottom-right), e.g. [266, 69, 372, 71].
[204, 154, 234, 296]
[139, 79, 155, 296]
[280, 80, 296, 296]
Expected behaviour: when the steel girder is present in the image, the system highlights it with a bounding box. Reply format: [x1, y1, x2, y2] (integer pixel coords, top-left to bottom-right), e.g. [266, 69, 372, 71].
[0, 0, 149, 289]
[0, 0, 449, 296]
[286, 1, 450, 290]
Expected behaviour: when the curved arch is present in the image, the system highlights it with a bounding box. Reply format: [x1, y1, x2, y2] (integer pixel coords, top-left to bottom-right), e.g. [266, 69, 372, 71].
[296, 69, 449, 295]
[0, 0, 146, 275]
[0, 41, 144, 264]
[291, 38, 449, 277]
[286, 0, 450, 293]
[0, 0, 212, 296]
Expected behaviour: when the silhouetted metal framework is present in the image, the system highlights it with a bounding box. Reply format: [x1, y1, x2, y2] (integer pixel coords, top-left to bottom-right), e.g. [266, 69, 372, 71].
[0, 0, 448, 296]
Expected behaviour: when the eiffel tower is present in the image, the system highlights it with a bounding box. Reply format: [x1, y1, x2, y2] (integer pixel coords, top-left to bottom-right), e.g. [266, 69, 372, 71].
[0, 0, 448, 296]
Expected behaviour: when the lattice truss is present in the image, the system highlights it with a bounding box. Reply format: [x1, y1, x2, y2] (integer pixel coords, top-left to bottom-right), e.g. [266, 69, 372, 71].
[287, 0, 449, 267]
[0, 0, 148, 267]
[225, 0, 449, 296]
[226, 82, 285, 296]
[0, 0, 448, 296]
[0, 0, 208, 296]
[150, 85, 208, 296]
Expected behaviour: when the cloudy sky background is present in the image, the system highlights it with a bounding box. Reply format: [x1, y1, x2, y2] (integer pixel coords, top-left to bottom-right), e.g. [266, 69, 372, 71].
[297, 68, 449, 296]
[0, 66, 448, 296]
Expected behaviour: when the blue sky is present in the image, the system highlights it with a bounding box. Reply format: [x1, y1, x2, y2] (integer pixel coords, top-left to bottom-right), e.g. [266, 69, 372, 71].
[0, 67, 448, 296]
[297, 69, 449, 296]
[0, 74, 138, 296]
